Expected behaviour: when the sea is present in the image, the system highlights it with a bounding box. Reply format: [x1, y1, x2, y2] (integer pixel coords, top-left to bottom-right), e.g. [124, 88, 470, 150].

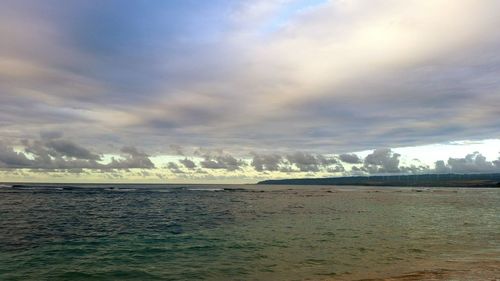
[0, 184, 499, 280]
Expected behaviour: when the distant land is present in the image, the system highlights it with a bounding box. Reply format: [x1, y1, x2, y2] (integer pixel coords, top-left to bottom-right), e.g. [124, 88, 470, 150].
[258, 173, 500, 187]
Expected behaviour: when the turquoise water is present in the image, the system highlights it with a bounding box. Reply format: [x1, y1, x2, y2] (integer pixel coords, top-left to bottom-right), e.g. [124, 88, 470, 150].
[0, 184, 499, 280]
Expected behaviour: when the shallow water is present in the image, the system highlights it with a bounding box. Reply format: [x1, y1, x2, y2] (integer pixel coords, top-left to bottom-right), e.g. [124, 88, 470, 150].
[0, 184, 499, 280]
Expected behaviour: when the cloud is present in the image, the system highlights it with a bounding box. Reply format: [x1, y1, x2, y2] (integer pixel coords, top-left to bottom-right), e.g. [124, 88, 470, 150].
[0, 142, 33, 168]
[317, 154, 338, 165]
[169, 144, 184, 156]
[285, 152, 320, 172]
[200, 153, 245, 171]
[2, 1, 500, 183]
[339, 153, 362, 164]
[327, 164, 345, 173]
[0, 139, 154, 171]
[3, 135, 500, 181]
[363, 148, 401, 174]
[1, 0, 500, 156]
[249, 151, 342, 173]
[435, 152, 500, 174]
[45, 139, 101, 160]
[434, 160, 451, 174]
[106, 146, 155, 169]
[39, 130, 64, 140]
[166, 162, 184, 174]
[399, 163, 430, 174]
[348, 149, 500, 176]
[251, 153, 283, 172]
[179, 158, 197, 169]
[285, 152, 337, 172]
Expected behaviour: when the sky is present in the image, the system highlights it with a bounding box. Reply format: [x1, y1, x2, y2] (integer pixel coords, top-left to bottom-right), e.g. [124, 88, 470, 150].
[1, 0, 500, 183]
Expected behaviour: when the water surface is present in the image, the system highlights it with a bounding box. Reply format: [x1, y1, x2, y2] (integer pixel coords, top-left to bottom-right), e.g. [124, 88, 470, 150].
[0, 184, 499, 280]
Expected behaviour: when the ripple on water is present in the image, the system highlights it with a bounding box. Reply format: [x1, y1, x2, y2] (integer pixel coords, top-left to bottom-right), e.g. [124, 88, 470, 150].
[0, 185, 499, 281]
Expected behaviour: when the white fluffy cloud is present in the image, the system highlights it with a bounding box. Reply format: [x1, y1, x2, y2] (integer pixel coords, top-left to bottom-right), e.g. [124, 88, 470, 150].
[435, 152, 500, 174]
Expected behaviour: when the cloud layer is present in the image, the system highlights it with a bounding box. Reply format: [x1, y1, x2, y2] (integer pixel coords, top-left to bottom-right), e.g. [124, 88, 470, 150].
[0, 136, 154, 171]
[0, 136, 500, 179]
[1, 1, 500, 182]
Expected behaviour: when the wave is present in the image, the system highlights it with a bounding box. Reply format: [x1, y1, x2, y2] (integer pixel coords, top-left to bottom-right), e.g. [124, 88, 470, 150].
[14, 186, 64, 191]
[105, 188, 137, 192]
[186, 187, 248, 192]
[187, 188, 224, 192]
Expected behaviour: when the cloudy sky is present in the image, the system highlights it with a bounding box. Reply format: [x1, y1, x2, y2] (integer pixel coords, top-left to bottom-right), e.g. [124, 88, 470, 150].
[1, 0, 500, 183]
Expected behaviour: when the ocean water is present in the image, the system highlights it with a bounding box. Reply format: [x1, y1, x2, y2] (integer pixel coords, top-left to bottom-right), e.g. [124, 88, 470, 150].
[0, 184, 499, 280]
